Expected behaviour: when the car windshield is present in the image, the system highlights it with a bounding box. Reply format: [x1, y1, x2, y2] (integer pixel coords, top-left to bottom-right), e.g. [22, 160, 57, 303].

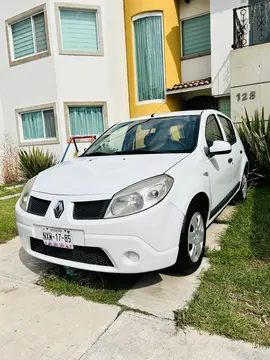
[83, 115, 201, 156]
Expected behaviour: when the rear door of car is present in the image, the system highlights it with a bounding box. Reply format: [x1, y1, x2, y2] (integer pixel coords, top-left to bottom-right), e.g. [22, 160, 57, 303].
[217, 114, 241, 188]
[204, 114, 234, 217]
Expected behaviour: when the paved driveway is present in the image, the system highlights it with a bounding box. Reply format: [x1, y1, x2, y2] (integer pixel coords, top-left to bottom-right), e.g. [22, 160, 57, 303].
[0, 237, 269, 360]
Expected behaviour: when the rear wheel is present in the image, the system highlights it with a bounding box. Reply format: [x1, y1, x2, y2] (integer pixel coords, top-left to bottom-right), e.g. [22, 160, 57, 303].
[171, 204, 206, 274]
[235, 172, 248, 202]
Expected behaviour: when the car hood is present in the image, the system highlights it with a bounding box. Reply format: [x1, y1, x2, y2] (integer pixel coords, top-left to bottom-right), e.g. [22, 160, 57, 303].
[32, 154, 189, 196]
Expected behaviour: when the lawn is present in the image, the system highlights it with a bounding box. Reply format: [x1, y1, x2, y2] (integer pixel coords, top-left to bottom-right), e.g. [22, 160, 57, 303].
[0, 187, 22, 198]
[40, 267, 140, 305]
[0, 197, 18, 244]
[175, 187, 270, 347]
[0, 182, 23, 198]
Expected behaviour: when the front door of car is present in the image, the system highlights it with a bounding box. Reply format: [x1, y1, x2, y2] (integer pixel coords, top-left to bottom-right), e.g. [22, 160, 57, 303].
[217, 114, 242, 188]
[204, 114, 234, 217]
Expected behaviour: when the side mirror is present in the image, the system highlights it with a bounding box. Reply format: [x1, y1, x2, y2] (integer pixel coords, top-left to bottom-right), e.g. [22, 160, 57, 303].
[209, 140, 231, 156]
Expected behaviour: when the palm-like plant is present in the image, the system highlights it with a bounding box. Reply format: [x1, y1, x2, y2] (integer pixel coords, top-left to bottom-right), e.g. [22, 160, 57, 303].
[19, 147, 58, 180]
[238, 108, 270, 181]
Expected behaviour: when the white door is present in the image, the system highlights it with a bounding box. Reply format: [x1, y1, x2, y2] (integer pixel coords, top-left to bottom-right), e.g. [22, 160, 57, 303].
[217, 114, 242, 188]
[204, 114, 234, 218]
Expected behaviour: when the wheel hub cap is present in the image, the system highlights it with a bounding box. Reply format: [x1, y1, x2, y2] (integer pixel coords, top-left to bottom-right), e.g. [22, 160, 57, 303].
[242, 175, 247, 198]
[188, 212, 205, 263]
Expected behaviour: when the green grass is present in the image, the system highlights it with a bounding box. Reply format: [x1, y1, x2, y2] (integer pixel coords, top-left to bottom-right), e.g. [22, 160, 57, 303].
[40, 267, 141, 305]
[175, 187, 270, 347]
[0, 181, 24, 198]
[0, 181, 24, 190]
[0, 187, 22, 198]
[0, 197, 18, 244]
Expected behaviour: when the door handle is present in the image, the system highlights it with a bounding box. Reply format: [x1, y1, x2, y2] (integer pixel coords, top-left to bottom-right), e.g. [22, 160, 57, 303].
[228, 158, 233, 164]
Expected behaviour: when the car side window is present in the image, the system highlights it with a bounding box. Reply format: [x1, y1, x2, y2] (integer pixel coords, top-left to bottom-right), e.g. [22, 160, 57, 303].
[205, 115, 224, 147]
[218, 116, 237, 145]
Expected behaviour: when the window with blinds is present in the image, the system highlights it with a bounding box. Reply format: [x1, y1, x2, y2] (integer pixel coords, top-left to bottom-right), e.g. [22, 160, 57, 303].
[11, 12, 47, 60]
[133, 13, 165, 102]
[68, 106, 104, 136]
[182, 14, 211, 57]
[20, 109, 56, 141]
[60, 9, 99, 52]
[217, 97, 231, 118]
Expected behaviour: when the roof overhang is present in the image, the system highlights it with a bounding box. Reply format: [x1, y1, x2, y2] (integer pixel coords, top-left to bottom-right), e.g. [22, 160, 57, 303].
[166, 83, 212, 95]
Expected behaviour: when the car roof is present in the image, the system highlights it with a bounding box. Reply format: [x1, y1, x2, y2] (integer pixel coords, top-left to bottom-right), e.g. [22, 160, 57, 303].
[120, 110, 206, 124]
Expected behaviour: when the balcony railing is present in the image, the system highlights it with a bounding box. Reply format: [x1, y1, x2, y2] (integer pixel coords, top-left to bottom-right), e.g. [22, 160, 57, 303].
[232, 0, 270, 49]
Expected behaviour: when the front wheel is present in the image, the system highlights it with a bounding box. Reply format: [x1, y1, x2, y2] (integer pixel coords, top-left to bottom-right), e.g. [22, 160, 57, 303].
[170, 204, 206, 275]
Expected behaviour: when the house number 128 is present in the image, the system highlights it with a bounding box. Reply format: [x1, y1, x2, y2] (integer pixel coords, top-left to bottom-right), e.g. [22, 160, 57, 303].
[236, 91, 256, 102]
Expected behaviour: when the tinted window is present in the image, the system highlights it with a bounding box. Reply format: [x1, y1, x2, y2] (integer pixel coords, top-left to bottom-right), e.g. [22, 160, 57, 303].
[205, 115, 223, 147]
[83, 115, 201, 156]
[218, 116, 237, 145]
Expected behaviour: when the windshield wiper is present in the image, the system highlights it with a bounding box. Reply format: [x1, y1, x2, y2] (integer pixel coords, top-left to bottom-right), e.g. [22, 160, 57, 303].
[111, 150, 159, 155]
[83, 152, 115, 157]
[84, 150, 158, 157]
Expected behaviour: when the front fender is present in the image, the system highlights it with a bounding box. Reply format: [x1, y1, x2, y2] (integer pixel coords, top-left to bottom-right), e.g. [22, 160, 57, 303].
[167, 149, 211, 217]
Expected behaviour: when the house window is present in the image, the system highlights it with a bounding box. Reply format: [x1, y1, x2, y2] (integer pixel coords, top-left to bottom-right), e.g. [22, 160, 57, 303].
[217, 96, 231, 118]
[182, 14, 211, 57]
[57, 5, 103, 55]
[6, 5, 50, 66]
[133, 13, 165, 103]
[68, 106, 104, 136]
[20, 108, 57, 142]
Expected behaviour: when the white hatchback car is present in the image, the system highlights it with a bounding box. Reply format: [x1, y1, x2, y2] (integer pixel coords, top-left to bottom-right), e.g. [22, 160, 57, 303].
[16, 110, 248, 275]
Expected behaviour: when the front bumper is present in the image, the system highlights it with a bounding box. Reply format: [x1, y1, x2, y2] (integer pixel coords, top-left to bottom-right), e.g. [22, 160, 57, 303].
[16, 191, 184, 273]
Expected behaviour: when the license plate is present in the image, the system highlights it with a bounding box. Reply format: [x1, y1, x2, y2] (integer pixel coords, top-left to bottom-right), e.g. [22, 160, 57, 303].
[42, 227, 73, 249]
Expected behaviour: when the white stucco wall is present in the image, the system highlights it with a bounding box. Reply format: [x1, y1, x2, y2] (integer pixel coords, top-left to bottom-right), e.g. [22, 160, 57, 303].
[181, 55, 211, 83]
[0, 96, 4, 139]
[210, 0, 248, 96]
[231, 42, 270, 121]
[0, 0, 58, 149]
[0, 0, 129, 163]
[48, 0, 129, 157]
[180, 0, 210, 19]
[0, 97, 4, 182]
[179, 0, 211, 82]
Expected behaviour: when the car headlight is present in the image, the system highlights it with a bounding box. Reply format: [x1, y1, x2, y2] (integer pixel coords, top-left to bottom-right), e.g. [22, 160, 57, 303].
[105, 175, 174, 218]
[19, 176, 37, 211]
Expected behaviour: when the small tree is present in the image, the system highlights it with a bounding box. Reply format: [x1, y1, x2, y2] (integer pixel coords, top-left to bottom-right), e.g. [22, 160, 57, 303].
[0, 133, 19, 184]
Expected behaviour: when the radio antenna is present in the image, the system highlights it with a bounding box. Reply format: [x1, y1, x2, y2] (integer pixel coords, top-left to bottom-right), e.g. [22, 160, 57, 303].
[150, 102, 166, 118]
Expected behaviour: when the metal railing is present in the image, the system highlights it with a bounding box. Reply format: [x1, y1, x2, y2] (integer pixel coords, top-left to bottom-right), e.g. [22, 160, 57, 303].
[232, 0, 270, 49]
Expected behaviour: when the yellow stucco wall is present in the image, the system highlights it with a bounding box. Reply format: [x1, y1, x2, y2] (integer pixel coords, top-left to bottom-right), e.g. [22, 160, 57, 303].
[124, 0, 182, 118]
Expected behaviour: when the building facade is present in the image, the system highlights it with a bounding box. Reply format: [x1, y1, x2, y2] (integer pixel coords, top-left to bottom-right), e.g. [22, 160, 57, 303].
[0, 0, 269, 180]
[166, 0, 270, 122]
[0, 0, 129, 168]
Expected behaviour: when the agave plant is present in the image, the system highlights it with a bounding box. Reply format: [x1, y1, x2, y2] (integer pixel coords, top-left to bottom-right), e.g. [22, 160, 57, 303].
[18, 147, 58, 180]
[238, 108, 270, 181]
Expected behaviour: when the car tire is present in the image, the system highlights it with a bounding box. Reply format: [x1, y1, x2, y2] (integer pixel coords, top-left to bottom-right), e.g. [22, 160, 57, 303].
[235, 172, 248, 203]
[170, 203, 206, 275]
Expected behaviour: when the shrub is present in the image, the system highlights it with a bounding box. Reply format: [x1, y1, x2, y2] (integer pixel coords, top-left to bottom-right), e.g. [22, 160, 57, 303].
[18, 147, 58, 180]
[238, 108, 270, 181]
[0, 133, 19, 184]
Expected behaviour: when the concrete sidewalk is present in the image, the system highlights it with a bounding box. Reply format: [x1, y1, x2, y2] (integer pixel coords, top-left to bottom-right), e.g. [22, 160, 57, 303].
[0, 238, 120, 360]
[82, 312, 270, 360]
[1, 229, 269, 359]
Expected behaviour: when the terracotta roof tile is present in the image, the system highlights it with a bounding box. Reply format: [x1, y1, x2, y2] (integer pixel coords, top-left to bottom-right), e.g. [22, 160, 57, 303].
[167, 77, 212, 92]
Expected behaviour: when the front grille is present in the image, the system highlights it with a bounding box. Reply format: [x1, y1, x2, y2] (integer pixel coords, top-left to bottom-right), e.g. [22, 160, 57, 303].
[73, 200, 110, 220]
[30, 238, 114, 267]
[27, 196, 51, 216]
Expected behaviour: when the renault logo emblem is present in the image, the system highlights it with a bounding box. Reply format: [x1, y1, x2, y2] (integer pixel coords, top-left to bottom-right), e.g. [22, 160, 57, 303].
[54, 201, 64, 218]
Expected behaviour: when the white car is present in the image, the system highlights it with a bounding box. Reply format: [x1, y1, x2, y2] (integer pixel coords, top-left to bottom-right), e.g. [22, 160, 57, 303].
[16, 110, 248, 275]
